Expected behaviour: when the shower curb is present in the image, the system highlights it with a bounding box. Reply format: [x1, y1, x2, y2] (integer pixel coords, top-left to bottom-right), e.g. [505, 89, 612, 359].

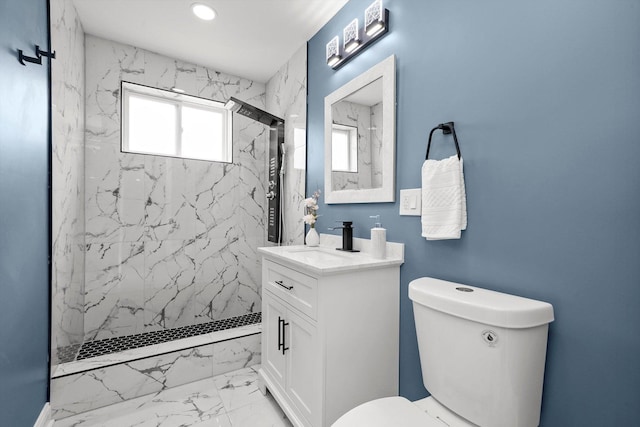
[50, 323, 261, 420]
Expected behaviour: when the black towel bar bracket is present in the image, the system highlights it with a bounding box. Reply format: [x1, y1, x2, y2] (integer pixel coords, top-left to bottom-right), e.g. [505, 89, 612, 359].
[18, 45, 56, 66]
[425, 121, 462, 160]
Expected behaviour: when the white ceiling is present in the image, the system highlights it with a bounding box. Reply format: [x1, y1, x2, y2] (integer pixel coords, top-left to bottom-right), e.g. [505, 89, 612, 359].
[72, 0, 349, 83]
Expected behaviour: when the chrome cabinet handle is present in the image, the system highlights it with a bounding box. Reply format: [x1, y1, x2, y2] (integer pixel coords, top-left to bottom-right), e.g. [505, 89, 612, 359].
[274, 280, 293, 291]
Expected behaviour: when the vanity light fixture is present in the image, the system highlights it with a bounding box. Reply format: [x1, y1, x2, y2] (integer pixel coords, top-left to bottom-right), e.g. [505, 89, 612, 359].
[327, 0, 389, 69]
[326, 36, 341, 67]
[365, 0, 386, 37]
[343, 19, 361, 54]
[191, 3, 216, 21]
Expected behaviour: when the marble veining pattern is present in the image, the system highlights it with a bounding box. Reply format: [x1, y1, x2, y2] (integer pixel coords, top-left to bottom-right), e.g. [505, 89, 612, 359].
[83, 35, 268, 340]
[53, 366, 291, 427]
[83, 242, 145, 340]
[144, 239, 197, 331]
[265, 45, 307, 246]
[52, 334, 261, 420]
[52, 346, 215, 419]
[51, 0, 86, 364]
[54, 323, 261, 378]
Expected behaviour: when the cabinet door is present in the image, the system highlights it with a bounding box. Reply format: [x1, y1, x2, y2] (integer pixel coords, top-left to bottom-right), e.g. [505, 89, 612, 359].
[286, 308, 319, 425]
[262, 291, 287, 387]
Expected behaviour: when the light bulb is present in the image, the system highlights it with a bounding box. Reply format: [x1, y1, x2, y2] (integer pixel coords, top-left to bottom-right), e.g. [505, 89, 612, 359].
[191, 3, 216, 21]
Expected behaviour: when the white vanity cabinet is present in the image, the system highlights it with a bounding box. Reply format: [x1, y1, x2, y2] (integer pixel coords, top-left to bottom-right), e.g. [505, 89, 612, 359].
[258, 242, 403, 427]
[263, 289, 319, 423]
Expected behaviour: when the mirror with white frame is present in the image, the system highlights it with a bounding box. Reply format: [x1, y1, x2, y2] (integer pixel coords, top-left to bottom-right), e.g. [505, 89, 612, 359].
[324, 55, 396, 203]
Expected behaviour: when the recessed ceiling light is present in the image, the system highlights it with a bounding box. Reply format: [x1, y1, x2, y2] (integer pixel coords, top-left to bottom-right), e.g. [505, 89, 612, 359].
[191, 3, 216, 21]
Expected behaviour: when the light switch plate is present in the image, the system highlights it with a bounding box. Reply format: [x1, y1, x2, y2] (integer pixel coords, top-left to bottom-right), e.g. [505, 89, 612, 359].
[399, 188, 422, 216]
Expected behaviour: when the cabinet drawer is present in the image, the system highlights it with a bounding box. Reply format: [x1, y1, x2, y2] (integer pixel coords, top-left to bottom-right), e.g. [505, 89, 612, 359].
[264, 260, 317, 319]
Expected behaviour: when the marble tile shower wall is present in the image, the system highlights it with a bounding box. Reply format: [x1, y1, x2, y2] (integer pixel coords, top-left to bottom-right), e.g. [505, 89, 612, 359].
[51, 0, 86, 359]
[265, 45, 307, 246]
[84, 35, 268, 341]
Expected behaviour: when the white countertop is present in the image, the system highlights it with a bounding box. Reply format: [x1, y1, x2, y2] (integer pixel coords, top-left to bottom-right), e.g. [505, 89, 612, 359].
[258, 233, 404, 275]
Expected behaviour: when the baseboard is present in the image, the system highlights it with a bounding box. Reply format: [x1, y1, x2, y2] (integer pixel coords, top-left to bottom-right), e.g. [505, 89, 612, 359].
[33, 402, 54, 427]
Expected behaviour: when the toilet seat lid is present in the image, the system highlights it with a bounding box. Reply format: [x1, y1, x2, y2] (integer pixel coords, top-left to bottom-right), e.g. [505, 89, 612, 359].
[332, 397, 443, 427]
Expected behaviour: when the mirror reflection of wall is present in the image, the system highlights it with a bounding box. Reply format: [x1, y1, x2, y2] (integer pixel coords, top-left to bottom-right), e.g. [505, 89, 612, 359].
[330, 78, 383, 191]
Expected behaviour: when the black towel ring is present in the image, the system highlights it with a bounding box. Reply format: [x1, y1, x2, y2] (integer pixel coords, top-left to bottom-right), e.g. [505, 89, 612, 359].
[425, 122, 461, 160]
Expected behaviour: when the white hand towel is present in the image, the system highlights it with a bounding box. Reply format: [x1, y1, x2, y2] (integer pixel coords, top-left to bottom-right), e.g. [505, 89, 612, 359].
[421, 155, 467, 240]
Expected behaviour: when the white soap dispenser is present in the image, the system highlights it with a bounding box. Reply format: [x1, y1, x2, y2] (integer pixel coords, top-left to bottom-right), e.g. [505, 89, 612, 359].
[369, 215, 386, 259]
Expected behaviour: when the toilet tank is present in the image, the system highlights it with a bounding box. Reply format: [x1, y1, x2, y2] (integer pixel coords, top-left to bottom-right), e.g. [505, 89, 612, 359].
[409, 277, 554, 427]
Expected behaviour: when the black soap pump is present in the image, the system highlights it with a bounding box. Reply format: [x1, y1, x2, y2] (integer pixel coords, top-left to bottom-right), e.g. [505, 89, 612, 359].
[332, 221, 360, 252]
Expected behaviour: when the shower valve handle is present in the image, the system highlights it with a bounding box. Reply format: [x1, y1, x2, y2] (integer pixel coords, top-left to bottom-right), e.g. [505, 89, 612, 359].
[266, 191, 276, 200]
[268, 180, 276, 189]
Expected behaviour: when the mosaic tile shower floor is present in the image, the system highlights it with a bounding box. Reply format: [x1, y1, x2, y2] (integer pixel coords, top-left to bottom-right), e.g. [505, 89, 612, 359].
[53, 365, 292, 427]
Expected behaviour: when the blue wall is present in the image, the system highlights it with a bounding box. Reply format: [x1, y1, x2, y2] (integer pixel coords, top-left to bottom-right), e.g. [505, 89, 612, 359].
[0, 0, 51, 425]
[308, 0, 640, 424]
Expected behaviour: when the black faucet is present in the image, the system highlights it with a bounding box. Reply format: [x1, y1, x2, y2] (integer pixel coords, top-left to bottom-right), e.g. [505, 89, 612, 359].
[331, 221, 359, 252]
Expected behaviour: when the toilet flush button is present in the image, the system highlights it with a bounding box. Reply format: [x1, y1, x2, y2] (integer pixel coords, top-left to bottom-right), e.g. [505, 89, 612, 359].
[482, 330, 498, 346]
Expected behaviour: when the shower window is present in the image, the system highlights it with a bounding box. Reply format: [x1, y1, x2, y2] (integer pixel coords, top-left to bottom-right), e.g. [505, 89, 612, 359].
[121, 81, 232, 162]
[331, 123, 358, 172]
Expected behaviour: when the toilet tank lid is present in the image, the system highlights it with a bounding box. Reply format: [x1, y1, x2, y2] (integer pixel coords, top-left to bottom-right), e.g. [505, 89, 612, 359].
[409, 277, 554, 328]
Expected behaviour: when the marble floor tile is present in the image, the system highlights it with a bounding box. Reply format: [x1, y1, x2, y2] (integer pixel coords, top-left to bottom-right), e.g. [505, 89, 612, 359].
[213, 365, 266, 412]
[226, 398, 293, 427]
[54, 364, 291, 427]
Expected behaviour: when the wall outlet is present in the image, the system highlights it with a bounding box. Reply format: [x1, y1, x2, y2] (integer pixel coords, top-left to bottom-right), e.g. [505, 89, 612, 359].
[399, 188, 422, 216]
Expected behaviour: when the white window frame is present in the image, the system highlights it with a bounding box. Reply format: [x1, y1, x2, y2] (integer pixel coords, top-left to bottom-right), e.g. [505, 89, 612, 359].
[121, 81, 232, 163]
[331, 123, 358, 173]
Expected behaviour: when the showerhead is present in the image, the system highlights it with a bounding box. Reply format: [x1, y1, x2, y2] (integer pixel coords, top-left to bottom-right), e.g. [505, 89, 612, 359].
[224, 97, 285, 244]
[223, 98, 241, 112]
[224, 96, 284, 127]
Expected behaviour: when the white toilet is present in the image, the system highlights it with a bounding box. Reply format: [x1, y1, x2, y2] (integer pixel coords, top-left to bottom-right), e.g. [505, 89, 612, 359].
[332, 277, 554, 427]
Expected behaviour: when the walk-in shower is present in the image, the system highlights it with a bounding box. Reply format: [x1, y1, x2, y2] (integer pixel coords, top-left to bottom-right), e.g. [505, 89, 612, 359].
[225, 97, 285, 243]
[51, 32, 280, 409]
